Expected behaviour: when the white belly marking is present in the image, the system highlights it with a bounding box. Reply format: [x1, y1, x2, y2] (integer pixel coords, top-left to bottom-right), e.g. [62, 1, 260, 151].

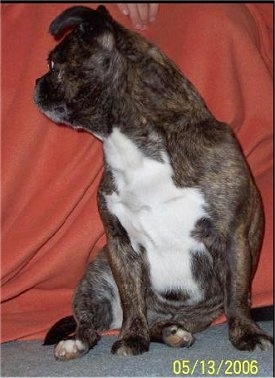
[104, 128, 208, 303]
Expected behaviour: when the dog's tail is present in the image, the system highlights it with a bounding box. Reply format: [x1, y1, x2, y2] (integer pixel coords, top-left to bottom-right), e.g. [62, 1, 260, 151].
[43, 316, 77, 345]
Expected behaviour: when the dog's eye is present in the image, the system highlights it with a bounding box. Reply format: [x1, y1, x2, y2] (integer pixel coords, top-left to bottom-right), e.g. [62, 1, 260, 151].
[47, 59, 63, 80]
[48, 60, 55, 71]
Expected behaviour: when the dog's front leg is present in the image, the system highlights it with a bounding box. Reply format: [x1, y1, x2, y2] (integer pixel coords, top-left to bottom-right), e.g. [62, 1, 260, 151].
[107, 235, 150, 356]
[98, 173, 150, 356]
[225, 226, 273, 351]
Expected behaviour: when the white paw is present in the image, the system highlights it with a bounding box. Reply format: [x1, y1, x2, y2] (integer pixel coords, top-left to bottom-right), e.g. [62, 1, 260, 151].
[54, 339, 88, 361]
[163, 325, 194, 348]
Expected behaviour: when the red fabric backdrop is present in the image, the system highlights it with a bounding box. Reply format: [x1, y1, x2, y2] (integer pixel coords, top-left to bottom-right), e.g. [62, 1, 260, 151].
[2, 3, 273, 342]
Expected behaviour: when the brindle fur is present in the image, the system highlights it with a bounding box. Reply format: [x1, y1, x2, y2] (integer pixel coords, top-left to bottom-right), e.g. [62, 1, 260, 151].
[35, 6, 273, 357]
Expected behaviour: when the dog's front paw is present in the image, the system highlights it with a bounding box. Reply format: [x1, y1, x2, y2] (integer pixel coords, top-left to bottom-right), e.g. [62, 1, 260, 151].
[162, 325, 194, 348]
[111, 336, 149, 356]
[231, 331, 273, 351]
[54, 339, 89, 361]
[229, 319, 273, 351]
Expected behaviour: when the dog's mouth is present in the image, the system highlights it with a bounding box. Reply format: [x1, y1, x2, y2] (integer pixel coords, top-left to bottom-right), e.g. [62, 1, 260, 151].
[34, 93, 68, 124]
[41, 106, 69, 125]
[34, 76, 70, 125]
[34, 87, 90, 135]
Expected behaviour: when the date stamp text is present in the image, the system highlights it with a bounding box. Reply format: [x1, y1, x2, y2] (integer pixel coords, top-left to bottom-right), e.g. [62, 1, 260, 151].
[172, 359, 259, 375]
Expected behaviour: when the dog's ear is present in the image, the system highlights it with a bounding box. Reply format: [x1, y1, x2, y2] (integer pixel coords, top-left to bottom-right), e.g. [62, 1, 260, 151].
[49, 6, 114, 49]
[96, 5, 112, 19]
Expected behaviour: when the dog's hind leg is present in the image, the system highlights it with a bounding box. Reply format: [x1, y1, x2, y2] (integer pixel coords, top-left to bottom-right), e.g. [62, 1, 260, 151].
[225, 228, 273, 351]
[149, 321, 195, 348]
[53, 249, 122, 360]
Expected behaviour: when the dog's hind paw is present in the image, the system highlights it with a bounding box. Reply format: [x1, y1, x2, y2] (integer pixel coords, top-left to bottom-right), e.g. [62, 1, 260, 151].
[54, 339, 89, 361]
[111, 336, 149, 356]
[162, 325, 194, 348]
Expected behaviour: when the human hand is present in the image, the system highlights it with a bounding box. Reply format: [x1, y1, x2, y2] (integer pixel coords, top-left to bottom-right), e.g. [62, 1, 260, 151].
[116, 3, 159, 30]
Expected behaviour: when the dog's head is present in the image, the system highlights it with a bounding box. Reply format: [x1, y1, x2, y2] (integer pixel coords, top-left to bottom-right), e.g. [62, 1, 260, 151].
[34, 6, 207, 139]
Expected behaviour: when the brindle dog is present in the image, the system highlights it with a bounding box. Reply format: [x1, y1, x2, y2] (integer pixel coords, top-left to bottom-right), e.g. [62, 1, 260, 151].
[34, 6, 273, 360]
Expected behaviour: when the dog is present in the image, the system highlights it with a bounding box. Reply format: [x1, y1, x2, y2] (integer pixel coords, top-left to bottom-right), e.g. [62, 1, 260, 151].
[34, 5, 273, 360]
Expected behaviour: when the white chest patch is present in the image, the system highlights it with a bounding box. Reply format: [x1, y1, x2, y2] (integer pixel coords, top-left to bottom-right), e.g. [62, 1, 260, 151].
[104, 128, 208, 304]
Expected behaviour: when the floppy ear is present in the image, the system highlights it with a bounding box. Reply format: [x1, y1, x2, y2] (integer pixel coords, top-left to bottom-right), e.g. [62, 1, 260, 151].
[49, 5, 113, 41]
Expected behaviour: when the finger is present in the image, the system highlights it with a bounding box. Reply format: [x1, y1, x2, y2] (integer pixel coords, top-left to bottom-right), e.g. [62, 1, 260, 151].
[127, 4, 145, 29]
[136, 4, 150, 25]
[148, 3, 159, 22]
[116, 3, 130, 16]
